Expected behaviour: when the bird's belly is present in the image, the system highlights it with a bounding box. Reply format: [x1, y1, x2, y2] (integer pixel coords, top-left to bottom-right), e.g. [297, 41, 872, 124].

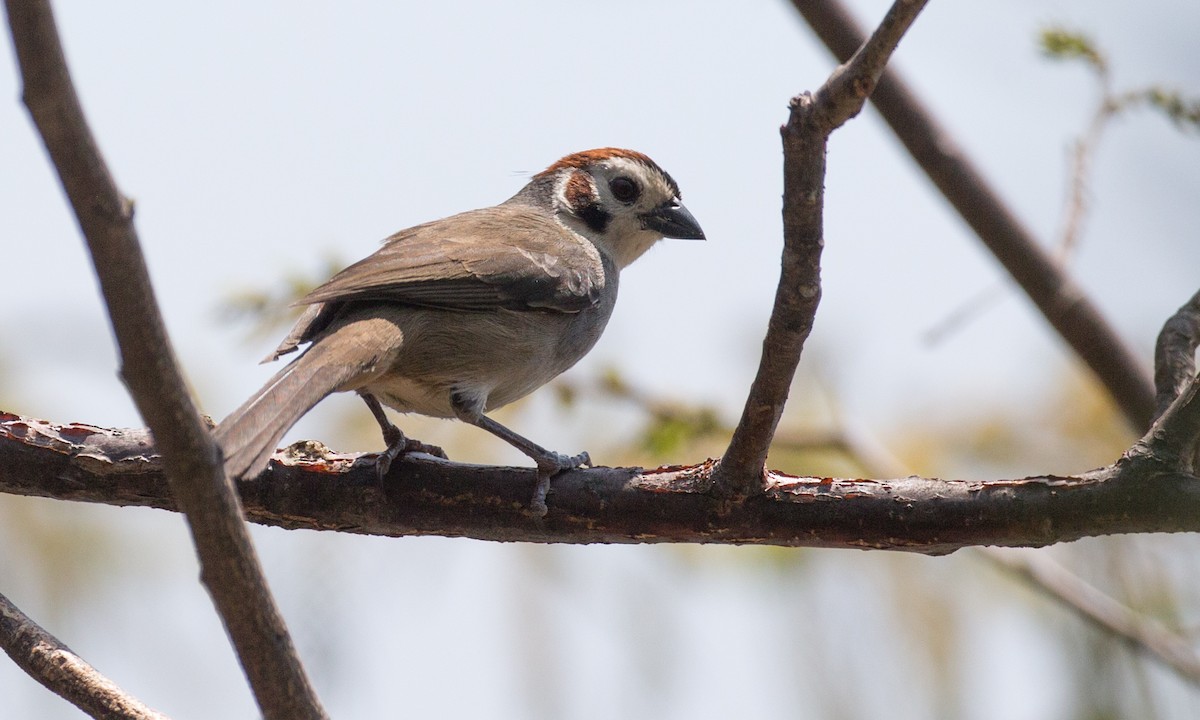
[358, 306, 611, 418]
[364, 375, 457, 418]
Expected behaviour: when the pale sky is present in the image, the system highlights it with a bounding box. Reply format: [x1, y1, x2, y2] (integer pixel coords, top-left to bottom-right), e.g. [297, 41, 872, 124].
[3, 1, 1199, 718]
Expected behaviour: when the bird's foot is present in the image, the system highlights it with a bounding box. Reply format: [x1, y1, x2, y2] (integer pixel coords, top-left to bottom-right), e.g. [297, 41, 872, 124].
[361, 391, 447, 480]
[376, 427, 448, 481]
[529, 451, 591, 517]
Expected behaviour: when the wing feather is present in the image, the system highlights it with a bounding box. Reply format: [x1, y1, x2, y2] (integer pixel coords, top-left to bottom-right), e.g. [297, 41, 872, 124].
[298, 205, 604, 313]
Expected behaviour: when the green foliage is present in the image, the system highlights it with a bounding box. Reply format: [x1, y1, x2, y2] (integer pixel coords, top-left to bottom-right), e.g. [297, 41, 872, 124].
[640, 405, 722, 457]
[569, 367, 727, 459]
[1039, 27, 1106, 74]
[1040, 26, 1200, 133]
[1142, 87, 1200, 131]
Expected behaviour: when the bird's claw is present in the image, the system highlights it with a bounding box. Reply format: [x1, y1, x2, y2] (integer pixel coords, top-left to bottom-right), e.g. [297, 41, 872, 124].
[376, 436, 448, 481]
[535, 450, 590, 475]
[529, 450, 591, 517]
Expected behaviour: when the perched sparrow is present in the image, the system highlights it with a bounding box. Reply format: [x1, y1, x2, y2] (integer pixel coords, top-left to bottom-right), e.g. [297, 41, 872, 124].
[215, 148, 703, 510]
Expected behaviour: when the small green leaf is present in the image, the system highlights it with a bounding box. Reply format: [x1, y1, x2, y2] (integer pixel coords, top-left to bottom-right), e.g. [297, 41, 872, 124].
[1144, 87, 1200, 131]
[1038, 27, 1106, 74]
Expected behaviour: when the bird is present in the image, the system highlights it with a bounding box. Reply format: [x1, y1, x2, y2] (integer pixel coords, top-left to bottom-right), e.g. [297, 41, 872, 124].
[214, 147, 704, 511]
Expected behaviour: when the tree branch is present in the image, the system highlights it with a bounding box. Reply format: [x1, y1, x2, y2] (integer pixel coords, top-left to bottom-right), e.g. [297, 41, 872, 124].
[1137, 378, 1200, 475]
[3, 412, 1198, 554]
[787, 0, 1156, 432]
[981, 549, 1200, 686]
[1155, 289, 1200, 419]
[0, 591, 171, 720]
[712, 0, 931, 496]
[2, 2, 325, 718]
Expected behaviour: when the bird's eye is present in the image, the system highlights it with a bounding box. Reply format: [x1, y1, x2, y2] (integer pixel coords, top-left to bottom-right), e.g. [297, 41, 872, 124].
[609, 176, 640, 203]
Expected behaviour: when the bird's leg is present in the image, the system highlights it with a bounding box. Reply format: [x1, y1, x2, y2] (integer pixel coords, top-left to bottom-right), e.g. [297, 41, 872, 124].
[469, 414, 591, 516]
[359, 392, 446, 479]
[468, 413, 592, 475]
[451, 392, 589, 516]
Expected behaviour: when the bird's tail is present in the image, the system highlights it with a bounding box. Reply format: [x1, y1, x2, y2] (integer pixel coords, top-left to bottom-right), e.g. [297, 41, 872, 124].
[213, 340, 363, 480]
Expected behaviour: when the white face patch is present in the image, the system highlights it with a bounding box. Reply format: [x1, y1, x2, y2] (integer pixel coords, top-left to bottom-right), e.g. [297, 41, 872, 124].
[596, 156, 680, 213]
[539, 149, 690, 269]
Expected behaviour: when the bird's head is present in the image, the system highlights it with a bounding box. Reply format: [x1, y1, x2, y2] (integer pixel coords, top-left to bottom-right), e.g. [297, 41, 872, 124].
[530, 148, 705, 269]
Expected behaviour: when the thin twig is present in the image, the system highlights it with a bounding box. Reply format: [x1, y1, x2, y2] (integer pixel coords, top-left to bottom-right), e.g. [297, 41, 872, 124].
[823, 409, 1200, 691]
[925, 47, 1116, 345]
[788, 0, 1156, 432]
[1054, 34, 1114, 262]
[711, 0, 931, 496]
[0, 591, 171, 720]
[574, 341, 1200, 690]
[1057, 99, 1113, 262]
[981, 548, 1200, 687]
[2, 2, 326, 718]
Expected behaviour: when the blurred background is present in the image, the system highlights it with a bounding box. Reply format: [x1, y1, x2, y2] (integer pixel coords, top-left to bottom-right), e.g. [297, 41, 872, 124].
[3, 1, 1200, 717]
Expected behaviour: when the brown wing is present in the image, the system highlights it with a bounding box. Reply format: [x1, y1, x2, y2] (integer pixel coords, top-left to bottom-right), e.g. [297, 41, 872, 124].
[298, 205, 606, 313]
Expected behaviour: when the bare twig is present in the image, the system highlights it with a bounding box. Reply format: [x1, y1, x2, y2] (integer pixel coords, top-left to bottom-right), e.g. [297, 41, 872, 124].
[788, 0, 1156, 432]
[3, 2, 325, 718]
[786, 398, 1200, 689]
[711, 0, 931, 496]
[981, 549, 1200, 686]
[921, 284, 1007, 346]
[1041, 27, 1115, 261]
[1057, 90, 1113, 263]
[824, 403, 1200, 689]
[572, 324, 1200, 690]
[830, 415, 1200, 690]
[0, 591, 171, 720]
[926, 33, 1116, 344]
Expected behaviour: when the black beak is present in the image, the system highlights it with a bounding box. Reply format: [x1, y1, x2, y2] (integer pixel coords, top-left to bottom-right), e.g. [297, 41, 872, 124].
[641, 200, 705, 240]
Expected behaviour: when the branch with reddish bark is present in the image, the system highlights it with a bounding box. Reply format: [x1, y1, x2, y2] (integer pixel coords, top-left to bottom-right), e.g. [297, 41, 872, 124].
[3, 405, 1199, 553]
[2, 1, 324, 718]
[7, 288, 1199, 548]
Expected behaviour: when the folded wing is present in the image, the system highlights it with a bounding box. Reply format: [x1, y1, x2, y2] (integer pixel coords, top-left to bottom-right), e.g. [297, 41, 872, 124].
[299, 205, 605, 313]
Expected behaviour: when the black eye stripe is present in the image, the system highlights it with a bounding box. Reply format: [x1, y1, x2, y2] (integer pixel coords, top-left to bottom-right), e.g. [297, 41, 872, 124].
[609, 176, 640, 203]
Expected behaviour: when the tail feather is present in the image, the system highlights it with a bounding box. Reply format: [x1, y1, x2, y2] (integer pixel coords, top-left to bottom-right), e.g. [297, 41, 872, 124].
[214, 342, 364, 480]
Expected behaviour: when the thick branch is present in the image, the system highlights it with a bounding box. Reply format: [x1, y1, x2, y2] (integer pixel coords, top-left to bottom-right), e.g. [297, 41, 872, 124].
[4, 414, 1198, 554]
[713, 0, 930, 496]
[3, 2, 325, 718]
[0, 591, 171, 720]
[788, 0, 1155, 431]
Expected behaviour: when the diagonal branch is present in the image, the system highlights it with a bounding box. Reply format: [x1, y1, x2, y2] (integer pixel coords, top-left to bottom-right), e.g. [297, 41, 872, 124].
[981, 549, 1200, 686]
[712, 0, 931, 496]
[2, 2, 325, 718]
[0, 591, 171, 720]
[808, 406, 1200, 689]
[787, 0, 1156, 432]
